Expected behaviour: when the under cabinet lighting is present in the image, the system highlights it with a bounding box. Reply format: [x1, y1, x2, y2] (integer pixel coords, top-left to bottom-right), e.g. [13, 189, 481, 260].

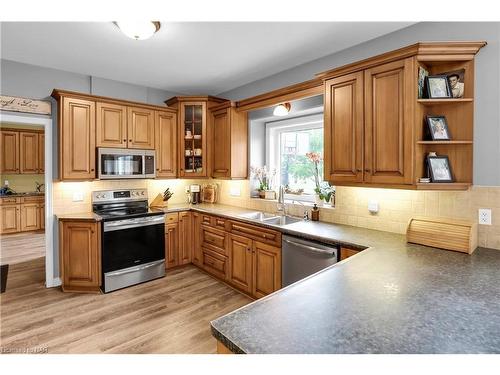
[115, 21, 160, 40]
[273, 103, 291, 116]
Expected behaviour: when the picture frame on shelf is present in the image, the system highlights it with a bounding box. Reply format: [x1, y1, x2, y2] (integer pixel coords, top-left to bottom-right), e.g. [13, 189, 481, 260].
[425, 75, 453, 99]
[418, 66, 429, 99]
[443, 69, 465, 98]
[426, 116, 451, 140]
[427, 155, 454, 183]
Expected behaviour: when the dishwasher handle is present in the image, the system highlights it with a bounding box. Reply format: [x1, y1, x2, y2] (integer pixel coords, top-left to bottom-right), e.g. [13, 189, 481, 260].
[283, 238, 336, 255]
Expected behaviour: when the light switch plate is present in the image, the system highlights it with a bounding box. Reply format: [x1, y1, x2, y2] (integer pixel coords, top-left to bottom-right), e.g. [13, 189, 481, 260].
[479, 208, 492, 225]
[72, 191, 84, 202]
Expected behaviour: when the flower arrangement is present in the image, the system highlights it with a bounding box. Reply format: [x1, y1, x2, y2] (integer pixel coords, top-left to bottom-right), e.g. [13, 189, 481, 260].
[306, 151, 322, 192]
[250, 165, 276, 192]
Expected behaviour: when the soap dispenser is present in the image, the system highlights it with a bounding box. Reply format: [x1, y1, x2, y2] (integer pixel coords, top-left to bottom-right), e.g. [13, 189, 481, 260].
[311, 204, 320, 221]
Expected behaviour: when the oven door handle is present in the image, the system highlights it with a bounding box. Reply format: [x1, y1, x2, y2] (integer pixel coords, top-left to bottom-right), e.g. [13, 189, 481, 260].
[104, 215, 165, 232]
[283, 238, 336, 255]
[106, 260, 165, 277]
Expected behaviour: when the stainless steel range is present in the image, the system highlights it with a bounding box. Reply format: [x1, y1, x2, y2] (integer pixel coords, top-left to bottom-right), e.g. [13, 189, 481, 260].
[92, 189, 165, 293]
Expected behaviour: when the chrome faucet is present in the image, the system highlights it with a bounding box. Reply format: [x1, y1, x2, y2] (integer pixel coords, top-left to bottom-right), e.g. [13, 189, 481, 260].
[292, 199, 310, 221]
[277, 186, 287, 216]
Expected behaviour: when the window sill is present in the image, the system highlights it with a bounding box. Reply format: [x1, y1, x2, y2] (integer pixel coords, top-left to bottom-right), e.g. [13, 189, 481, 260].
[249, 197, 336, 210]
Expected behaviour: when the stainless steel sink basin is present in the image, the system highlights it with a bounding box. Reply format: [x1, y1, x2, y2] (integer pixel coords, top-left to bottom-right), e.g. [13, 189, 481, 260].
[262, 216, 302, 226]
[238, 211, 279, 221]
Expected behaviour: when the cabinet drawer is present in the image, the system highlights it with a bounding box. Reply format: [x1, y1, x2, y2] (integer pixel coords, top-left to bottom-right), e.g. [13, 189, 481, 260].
[202, 214, 213, 226]
[213, 216, 226, 229]
[201, 225, 227, 256]
[228, 220, 281, 247]
[21, 195, 44, 203]
[0, 197, 20, 205]
[165, 212, 179, 225]
[202, 247, 227, 280]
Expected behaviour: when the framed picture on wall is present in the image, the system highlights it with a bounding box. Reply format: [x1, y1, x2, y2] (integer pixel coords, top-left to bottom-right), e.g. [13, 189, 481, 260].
[426, 116, 451, 140]
[427, 155, 454, 183]
[425, 75, 453, 99]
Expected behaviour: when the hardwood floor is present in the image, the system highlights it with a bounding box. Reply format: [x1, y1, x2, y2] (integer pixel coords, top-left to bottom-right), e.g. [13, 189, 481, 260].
[1, 232, 45, 265]
[0, 258, 251, 353]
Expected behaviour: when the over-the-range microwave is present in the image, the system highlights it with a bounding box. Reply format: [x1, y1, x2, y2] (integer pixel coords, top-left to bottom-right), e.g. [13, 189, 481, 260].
[98, 147, 156, 179]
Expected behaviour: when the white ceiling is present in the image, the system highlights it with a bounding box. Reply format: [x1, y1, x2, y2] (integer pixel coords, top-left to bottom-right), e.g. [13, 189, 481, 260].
[1, 22, 414, 95]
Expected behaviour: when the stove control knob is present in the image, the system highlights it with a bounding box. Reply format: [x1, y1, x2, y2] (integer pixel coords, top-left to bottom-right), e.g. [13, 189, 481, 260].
[141, 191, 145, 196]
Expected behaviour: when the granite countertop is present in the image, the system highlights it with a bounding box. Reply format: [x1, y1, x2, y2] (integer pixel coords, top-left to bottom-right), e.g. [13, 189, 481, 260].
[204, 206, 500, 354]
[56, 212, 103, 221]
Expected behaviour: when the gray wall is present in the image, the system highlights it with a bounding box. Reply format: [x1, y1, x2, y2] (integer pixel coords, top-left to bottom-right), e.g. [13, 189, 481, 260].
[1, 59, 178, 105]
[219, 22, 500, 186]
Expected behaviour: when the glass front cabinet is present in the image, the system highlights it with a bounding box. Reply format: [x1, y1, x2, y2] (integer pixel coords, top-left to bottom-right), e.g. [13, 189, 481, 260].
[165, 96, 227, 178]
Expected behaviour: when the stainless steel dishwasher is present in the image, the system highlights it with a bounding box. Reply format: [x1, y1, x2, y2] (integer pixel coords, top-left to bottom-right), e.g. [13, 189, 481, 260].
[282, 235, 338, 287]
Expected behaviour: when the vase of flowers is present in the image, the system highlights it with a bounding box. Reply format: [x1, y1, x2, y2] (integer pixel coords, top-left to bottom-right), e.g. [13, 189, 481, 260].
[306, 152, 323, 206]
[250, 165, 277, 199]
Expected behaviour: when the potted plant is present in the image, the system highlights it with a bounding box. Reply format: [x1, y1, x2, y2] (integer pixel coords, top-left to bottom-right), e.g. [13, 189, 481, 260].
[251, 166, 277, 199]
[306, 152, 324, 206]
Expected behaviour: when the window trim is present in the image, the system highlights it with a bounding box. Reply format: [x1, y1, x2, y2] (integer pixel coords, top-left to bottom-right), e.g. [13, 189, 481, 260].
[265, 113, 323, 202]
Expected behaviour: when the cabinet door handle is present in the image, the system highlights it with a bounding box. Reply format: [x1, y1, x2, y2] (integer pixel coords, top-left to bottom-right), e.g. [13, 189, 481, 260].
[129, 139, 132, 142]
[123, 139, 127, 142]
[364, 169, 372, 173]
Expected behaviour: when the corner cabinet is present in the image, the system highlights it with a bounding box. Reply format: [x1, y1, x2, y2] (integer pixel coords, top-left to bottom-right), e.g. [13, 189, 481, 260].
[210, 102, 248, 179]
[165, 96, 227, 178]
[59, 219, 101, 293]
[320, 41, 486, 190]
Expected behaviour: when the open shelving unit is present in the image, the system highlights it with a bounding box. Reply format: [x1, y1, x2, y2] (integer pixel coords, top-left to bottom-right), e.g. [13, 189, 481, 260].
[414, 57, 477, 191]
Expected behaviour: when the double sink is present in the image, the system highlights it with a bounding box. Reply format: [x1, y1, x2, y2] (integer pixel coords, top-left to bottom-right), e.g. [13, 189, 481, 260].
[236, 211, 302, 226]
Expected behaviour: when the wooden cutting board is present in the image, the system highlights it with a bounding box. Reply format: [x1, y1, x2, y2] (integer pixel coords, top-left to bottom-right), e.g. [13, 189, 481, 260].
[406, 216, 477, 254]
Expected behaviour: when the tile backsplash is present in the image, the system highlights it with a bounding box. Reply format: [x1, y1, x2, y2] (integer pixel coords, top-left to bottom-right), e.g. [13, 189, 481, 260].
[2, 174, 45, 193]
[215, 180, 500, 251]
[52, 178, 500, 251]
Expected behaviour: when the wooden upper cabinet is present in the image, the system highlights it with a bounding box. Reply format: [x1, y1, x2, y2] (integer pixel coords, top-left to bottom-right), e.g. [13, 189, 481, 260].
[155, 110, 177, 178]
[60, 97, 96, 180]
[19, 131, 39, 174]
[38, 133, 45, 174]
[211, 105, 248, 179]
[179, 102, 207, 177]
[324, 72, 364, 183]
[178, 211, 192, 265]
[127, 106, 155, 149]
[228, 234, 253, 294]
[364, 58, 414, 185]
[0, 130, 19, 173]
[96, 102, 127, 148]
[60, 220, 101, 293]
[252, 241, 281, 299]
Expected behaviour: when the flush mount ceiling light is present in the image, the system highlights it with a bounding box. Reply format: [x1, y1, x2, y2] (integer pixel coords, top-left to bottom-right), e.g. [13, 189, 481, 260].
[273, 102, 291, 116]
[114, 21, 160, 40]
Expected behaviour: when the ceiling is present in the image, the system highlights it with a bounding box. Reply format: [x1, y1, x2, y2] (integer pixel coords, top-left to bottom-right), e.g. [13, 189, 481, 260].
[1, 22, 414, 95]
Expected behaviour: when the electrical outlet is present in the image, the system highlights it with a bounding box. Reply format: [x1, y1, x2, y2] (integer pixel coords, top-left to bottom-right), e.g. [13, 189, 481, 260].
[184, 186, 190, 193]
[230, 186, 241, 197]
[478, 208, 492, 225]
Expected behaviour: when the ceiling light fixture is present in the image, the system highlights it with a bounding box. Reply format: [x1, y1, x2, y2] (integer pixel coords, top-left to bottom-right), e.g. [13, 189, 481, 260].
[114, 21, 160, 40]
[273, 102, 291, 116]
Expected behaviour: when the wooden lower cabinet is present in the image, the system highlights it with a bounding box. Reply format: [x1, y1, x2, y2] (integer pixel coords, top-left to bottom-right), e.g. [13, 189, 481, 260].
[252, 241, 281, 298]
[40, 204, 45, 230]
[202, 247, 228, 280]
[0, 204, 21, 234]
[59, 220, 101, 293]
[192, 212, 203, 266]
[20, 203, 40, 232]
[166, 222, 179, 268]
[178, 211, 192, 265]
[228, 234, 253, 294]
[340, 247, 361, 261]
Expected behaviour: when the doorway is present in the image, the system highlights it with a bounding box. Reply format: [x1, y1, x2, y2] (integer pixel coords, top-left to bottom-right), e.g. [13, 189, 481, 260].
[0, 112, 55, 287]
